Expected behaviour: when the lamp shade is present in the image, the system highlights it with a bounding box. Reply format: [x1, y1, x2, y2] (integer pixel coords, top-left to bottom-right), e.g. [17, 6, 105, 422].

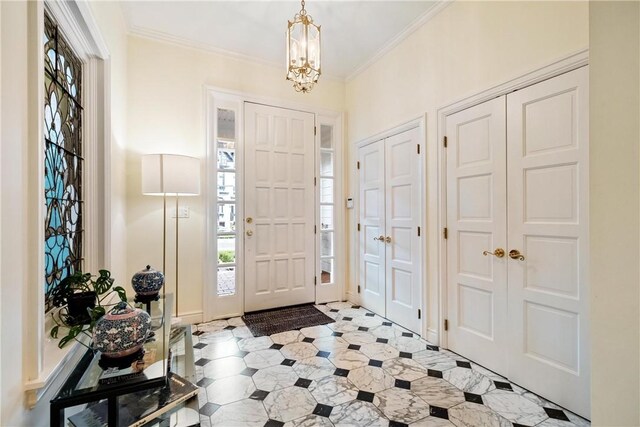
[142, 154, 200, 196]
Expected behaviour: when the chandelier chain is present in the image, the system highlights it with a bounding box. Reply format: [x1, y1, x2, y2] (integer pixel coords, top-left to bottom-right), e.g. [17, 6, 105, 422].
[300, 0, 307, 15]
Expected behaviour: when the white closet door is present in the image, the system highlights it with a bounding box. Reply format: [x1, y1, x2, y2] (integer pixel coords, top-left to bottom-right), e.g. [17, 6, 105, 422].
[358, 140, 386, 315]
[506, 67, 590, 418]
[244, 103, 316, 312]
[385, 128, 422, 333]
[446, 97, 508, 373]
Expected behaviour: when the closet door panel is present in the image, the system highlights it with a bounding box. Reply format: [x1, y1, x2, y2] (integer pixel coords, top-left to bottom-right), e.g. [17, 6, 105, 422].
[385, 127, 422, 334]
[445, 96, 508, 373]
[506, 66, 590, 418]
[358, 140, 386, 315]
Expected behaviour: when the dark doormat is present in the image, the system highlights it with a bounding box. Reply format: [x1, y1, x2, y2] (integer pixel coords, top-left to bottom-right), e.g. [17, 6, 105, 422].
[242, 304, 334, 337]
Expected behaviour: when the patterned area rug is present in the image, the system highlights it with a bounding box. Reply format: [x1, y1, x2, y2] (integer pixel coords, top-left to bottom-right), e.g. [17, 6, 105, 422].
[242, 304, 334, 337]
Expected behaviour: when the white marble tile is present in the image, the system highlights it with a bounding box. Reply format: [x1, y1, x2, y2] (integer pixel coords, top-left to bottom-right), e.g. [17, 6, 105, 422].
[370, 325, 404, 340]
[252, 364, 299, 391]
[300, 324, 334, 338]
[483, 389, 548, 425]
[360, 342, 400, 361]
[312, 336, 349, 353]
[471, 363, 507, 382]
[410, 416, 456, 426]
[314, 304, 331, 313]
[327, 320, 360, 333]
[412, 376, 465, 408]
[271, 330, 302, 345]
[309, 375, 359, 406]
[200, 339, 240, 359]
[205, 375, 255, 405]
[232, 326, 254, 338]
[199, 330, 235, 345]
[281, 342, 319, 360]
[263, 386, 317, 422]
[383, 357, 429, 381]
[330, 400, 388, 427]
[293, 356, 337, 380]
[227, 317, 246, 327]
[412, 350, 457, 372]
[284, 414, 334, 427]
[350, 316, 385, 329]
[327, 301, 354, 310]
[338, 307, 368, 317]
[448, 401, 512, 427]
[202, 356, 246, 379]
[343, 331, 377, 345]
[197, 319, 229, 333]
[388, 336, 427, 353]
[244, 348, 285, 369]
[347, 366, 396, 393]
[375, 387, 431, 424]
[210, 398, 268, 427]
[328, 348, 370, 370]
[443, 366, 496, 394]
[238, 335, 273, 352]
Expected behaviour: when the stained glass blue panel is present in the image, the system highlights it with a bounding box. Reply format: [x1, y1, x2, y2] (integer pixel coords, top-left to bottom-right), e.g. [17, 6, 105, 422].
[44, 12, 83, 312]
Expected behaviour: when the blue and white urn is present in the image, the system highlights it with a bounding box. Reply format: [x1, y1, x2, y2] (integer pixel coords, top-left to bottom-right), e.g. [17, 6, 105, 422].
[93, 302, 152, 358]
[131, 265, 165, 297]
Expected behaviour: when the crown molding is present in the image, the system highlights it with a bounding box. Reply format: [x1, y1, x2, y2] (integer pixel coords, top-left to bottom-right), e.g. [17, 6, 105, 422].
[345, 0, 453, 82]
[127, 24, 345, 83]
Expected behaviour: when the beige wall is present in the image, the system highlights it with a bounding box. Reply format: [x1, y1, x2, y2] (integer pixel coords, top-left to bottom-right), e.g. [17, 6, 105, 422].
[345, 1, 589, 341]
[126, 36, 344, 320]
[589, 2, 640, 425]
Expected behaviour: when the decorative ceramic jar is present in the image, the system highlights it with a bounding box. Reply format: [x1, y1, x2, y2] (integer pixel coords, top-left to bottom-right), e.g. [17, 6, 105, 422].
[93, 302, 152, 358]
[131, 265, 165, 297]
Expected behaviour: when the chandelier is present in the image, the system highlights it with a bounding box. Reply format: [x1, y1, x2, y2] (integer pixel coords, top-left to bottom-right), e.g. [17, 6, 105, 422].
[286, 0, 321, 93]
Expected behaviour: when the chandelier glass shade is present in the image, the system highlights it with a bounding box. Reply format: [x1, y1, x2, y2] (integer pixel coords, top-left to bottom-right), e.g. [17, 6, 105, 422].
[286, 0, 321, 93]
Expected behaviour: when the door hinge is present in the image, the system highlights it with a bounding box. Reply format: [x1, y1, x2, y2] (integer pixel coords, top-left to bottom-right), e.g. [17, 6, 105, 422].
[417, 144, 420, 155]
[357, 223, 361, 232]
[314, 126, 317, 136]
[314, 276, 317, 285]
[443, 227, 448, 239]
[357, 285, 361, 293]
[314, 225, 317, 234]
[417, 226, 421, 237]
[314, 177, 317, 186]
[357, 161, 360, 170]
[444, 319, 449, 331]
[418, 309, 421, 319]
[443, 136, 448, 148]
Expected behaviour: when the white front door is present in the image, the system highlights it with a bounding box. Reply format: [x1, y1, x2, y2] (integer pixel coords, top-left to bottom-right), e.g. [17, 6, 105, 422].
[384, 128, 422, 333]
[506, 66, 590, 417]
[244, 103, 316, 312]
[446, 96, 509, 373]
[358, 140, 386, 315]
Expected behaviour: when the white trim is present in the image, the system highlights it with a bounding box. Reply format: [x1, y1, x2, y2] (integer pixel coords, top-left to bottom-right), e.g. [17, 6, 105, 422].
[345, 0, 453, 81]
[436, 49, 589, 348]
[45, 0, 108, 59]
[203, 86, 343, 320]
[353, 116, 426, 336]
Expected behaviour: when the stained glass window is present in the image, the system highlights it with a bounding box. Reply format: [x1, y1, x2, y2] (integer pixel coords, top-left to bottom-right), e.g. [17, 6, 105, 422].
[44, 12, 83, 312]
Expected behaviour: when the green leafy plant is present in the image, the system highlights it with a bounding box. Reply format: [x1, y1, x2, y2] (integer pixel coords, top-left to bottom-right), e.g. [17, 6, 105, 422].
[218, 250, 235, 263]
[49, 269, 128, 349]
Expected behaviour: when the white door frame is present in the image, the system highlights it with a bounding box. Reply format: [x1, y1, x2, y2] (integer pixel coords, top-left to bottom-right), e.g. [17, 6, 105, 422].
[354, 115, 426, 336]
[436, 49, 589, 348]
[203, 86, 344, 321]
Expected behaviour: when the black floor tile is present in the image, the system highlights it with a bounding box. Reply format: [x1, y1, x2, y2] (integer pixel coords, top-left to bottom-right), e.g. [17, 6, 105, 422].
[395, 379, 411, 390]
[357, 390, 375, 403]
[250, 389, 270, 401]
[544, 407, 570, 421]
[200, 402, 220, 417]
[334, 368, 349, 377]
[430, 406, 449, 419]
[464, 392, 483, 404]
[295, 378, 312, 388]
[368, 359, 383, 367]
[313, 403, 333, 417]
[281, 358, 296, 366]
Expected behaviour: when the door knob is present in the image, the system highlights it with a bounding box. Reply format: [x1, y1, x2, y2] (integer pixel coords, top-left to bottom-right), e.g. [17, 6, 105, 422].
[373, 235, 385, 241]
[246, 230, 253, 237]
[483, 248, 505, 258]
[246, 217, 253, 224]
[385, 236, 392, 243]
[509, 249, 525, 261]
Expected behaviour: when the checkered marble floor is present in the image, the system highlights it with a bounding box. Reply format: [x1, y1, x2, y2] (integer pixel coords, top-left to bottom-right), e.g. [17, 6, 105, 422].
[191, 302, 590, 427]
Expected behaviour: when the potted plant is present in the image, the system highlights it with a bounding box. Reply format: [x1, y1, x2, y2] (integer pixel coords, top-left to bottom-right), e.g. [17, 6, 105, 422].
[50, 269, 128, 349]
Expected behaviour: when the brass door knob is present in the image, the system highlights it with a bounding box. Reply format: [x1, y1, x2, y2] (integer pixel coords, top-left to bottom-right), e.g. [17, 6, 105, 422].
[246, 217, 253, 224]
[509, 249, 525, 261]
[373, 235, 385, 241]
[246, 230, 253, 237]
[385, 236, 392, 243]
[483, 248, 505, 258]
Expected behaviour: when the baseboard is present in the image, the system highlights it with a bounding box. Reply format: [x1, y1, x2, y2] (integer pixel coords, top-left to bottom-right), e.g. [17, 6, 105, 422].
[176, 310, 203, 325]
[427, 328, 439, 345]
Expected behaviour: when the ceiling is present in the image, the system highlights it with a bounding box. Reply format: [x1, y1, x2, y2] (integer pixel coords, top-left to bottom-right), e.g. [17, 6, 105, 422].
[120, 1, 442, 80]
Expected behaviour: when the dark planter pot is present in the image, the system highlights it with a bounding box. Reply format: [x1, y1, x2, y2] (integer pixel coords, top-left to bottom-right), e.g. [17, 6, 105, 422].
[67, 291, 97, 322]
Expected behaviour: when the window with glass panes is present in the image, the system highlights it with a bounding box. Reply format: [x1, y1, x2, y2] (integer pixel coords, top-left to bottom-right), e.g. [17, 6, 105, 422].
[320, 124, 335, 284]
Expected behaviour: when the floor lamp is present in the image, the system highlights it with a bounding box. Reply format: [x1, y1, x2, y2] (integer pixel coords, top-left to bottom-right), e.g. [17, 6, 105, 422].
[142, 154, 201, 320]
